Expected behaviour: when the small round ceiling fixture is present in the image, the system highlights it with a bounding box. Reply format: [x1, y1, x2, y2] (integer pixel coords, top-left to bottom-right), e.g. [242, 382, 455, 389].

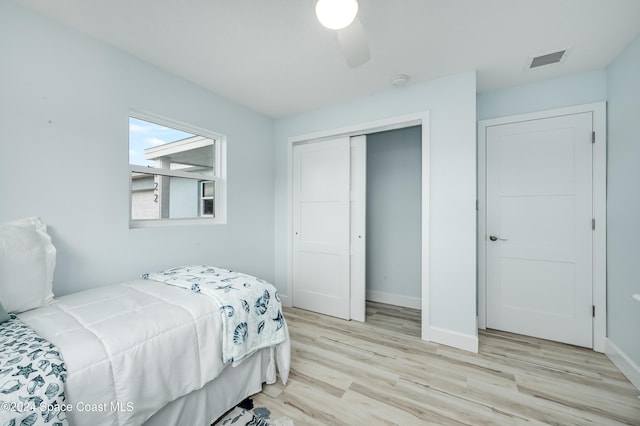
[391, 74, 409, 87]
[315, 0, 359, 30]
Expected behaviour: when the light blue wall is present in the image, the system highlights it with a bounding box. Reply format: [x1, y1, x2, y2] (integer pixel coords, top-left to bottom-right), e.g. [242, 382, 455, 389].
[0, 2, 276, 295]
[477, 70, 607, 121]
[366, 126, 421, 300]
[606, 34, 640, 366]
[274, 71, 477, 339]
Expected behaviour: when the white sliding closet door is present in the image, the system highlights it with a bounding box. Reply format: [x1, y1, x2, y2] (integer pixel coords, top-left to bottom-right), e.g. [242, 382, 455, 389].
[292, 137, 351, 319]
[350, 135, 367, 322]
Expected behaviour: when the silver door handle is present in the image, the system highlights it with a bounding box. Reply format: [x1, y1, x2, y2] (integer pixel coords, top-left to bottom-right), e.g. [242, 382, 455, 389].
[489, 235, 507, 242]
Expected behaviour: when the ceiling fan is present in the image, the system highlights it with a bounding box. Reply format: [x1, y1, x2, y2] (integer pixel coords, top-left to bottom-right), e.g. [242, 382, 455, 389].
[315, 0, 371, 68]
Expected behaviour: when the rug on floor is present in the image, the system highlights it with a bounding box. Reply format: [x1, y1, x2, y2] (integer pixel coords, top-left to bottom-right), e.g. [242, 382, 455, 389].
[215, 398, 294, 426]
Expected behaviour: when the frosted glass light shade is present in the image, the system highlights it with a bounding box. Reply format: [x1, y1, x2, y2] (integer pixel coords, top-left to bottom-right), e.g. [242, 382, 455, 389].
[315, 0, 359, 30]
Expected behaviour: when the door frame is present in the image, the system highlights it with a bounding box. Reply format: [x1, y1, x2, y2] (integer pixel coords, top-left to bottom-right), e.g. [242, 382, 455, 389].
[477, 102, 607, 352]
[286, 111, 431, 340]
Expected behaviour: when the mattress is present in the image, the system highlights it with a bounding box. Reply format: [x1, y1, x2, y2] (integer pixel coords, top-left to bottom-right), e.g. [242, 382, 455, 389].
[18, 279, 290, 426]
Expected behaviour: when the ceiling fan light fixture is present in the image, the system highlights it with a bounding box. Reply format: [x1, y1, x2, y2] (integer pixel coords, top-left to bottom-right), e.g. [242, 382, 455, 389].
[315, 0, 359, 30]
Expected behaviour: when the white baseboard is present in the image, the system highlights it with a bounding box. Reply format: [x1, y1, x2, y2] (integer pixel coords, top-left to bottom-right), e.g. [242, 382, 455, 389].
[605, 338, 640, 392]
[428, 325, 479, 353]
[366, 290, 421, 309]
[279, 293, 292, 308]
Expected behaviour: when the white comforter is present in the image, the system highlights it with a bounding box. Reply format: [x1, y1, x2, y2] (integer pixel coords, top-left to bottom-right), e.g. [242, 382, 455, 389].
[18, 279, 290, 426]
[143, 265, 286, 364]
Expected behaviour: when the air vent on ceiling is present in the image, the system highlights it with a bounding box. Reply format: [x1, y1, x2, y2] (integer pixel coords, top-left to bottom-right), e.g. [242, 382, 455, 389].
[526, 49, 568, 70]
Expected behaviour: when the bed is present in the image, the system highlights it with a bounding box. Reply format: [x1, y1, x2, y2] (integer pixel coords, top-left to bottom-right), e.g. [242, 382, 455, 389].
[0, 218, 290, 426]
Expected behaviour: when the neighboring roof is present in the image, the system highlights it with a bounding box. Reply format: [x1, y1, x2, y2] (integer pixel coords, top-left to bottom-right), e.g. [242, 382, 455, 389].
[144, 136, 214, 169]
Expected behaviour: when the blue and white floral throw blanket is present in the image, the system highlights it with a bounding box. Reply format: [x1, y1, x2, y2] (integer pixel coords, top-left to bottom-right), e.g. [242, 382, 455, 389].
[0, 316, 68, 426]
[143, 265, 286, 364]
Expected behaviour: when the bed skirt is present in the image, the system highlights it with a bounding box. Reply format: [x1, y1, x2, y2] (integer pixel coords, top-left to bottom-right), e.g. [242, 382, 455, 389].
[145, 347, 273, 425]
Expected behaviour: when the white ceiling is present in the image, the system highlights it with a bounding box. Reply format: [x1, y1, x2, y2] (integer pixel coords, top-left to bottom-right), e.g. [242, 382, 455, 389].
[15, 0, 640, 118]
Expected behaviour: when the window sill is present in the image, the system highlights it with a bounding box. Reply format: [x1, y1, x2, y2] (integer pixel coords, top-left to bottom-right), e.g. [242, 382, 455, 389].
[129, 217, 226, 228]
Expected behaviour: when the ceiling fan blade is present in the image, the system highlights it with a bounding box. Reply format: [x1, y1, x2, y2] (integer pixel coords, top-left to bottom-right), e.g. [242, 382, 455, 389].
[337, 17, 370, 68]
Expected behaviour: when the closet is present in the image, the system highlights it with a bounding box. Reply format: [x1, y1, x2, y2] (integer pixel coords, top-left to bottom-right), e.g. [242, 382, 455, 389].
[291, 125, 422, 327]
[366, 127, 422, 310]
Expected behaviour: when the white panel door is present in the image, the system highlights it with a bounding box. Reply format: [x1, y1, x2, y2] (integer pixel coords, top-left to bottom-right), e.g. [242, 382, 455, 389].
[350, 135, 366, 322]
[293, 138, 351, 319]
[486, 112, 593, 347]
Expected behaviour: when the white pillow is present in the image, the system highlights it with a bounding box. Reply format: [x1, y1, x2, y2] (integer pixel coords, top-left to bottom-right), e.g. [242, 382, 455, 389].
[0, 217, 56, 313]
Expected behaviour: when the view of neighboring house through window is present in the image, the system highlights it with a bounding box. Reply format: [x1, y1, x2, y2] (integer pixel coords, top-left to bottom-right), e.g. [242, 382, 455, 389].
[129, 115, 222, 225]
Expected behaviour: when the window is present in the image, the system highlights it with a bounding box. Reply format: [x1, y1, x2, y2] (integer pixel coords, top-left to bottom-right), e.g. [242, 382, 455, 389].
[129, 113, 225, 227]
[200, 181, 214, 216]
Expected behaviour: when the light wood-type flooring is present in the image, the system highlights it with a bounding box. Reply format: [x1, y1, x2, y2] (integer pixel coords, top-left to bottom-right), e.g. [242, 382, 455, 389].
[252, 301, 640, 425]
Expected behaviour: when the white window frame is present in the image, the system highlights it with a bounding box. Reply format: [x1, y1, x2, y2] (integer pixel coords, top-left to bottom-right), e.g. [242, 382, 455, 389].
[200, 180, 215, 217]
[128, 110, 227, 228]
